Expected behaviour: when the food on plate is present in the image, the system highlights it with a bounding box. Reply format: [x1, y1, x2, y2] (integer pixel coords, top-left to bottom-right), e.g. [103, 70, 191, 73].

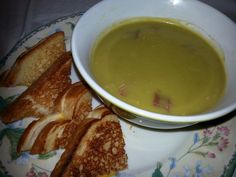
[17, 82, 92, 154]
[54, 82, 92, 120]
[50, 118, 98, 177]
[30, 106, 93, 154]
[0, 51, 72, 123]
[0, 31, 66, 87]
[30, 118, 71, 154]
[0, 30, 128, 177]
[86, 105, 113, 119]
[52, 111, 128, 177]
[17, 113, 65, 153]
[90, 17, 226, 116]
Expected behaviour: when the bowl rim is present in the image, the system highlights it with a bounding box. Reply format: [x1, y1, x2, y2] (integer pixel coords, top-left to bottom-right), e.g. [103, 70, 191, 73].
[71, 0, 236, 123]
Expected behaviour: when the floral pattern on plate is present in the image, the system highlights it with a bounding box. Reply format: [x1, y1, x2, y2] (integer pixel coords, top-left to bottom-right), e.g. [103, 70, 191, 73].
[0, 13, 235, 177]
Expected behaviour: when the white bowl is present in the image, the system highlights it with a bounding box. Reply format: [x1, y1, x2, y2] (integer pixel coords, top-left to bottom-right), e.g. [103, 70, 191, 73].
[72, 0, 236, 129]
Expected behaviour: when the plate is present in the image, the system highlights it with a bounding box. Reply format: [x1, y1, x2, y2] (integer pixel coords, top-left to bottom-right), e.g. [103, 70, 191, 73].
[0, 13, 236, 177]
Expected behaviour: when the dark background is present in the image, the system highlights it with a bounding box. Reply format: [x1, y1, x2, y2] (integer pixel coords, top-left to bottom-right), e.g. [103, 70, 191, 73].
[0, 0, 236, 59]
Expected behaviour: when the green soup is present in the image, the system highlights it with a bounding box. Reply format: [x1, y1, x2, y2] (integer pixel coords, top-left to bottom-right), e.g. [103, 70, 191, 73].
[90, 18, 226, 116]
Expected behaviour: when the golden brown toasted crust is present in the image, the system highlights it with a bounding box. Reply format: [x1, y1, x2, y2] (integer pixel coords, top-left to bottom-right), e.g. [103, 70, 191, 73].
[17, 120, 39, 153]
[29, 82, 92, 154]
[46, 84, 92, 152]
[30, 121, 57, 154]
[60, 115, 128, 177]
[0, 52, 72, 124]
[30, 120, 76, 155]
[0, 31, 66, 87]
[16, 81, 92, 155]
[30, 119, 70, 154]
[53, 116, 90, 152]
[17, 113, 65, 153]
[55, 121, 80, 149]
[86, 105, 112, 119]
[72, 90, 92, 121]
[55, 82, 85, 114]
[44, 120, 71, 152]
[53, 105, 108, 152]
[55, 82, 92, 119]
[50, 119, 98, 177]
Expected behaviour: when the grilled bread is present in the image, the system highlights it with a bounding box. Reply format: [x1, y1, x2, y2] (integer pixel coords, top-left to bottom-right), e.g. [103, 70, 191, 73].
[30, 119, 71, 154]
[0, 52, 72, 123]
[50, 119, 98, 177]
[29, 106, 110, 155]
[17, 113, 65, 153]
[86, 105, 112, 119]
[53, 106, 110, 153]
[0, 31, 66, 87]
[16, 82, 92, 154]
[55, 82, 92, 119]
[28, 82, 92, 154]
[58, 114, 128, 177]
[30, 119, 91, 155]
[30, 120, 86, 155]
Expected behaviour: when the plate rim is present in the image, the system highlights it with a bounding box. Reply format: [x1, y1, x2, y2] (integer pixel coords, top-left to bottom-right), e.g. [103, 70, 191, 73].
[0, 12, 83, 70]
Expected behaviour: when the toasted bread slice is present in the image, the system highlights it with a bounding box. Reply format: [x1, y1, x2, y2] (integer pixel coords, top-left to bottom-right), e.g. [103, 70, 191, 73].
[55, 82, 92, 119]
[50, 119, 98, 177]
[30, 119, 71, 154]
[86, 105, 112, 119]
[30, 82, 92, 154]
[0, 52, 72, 123]
[0, 31, 66, 87]
[56, 105, 108, 152]
[17, 113, 65, 153]
[50, 107, 113, 177]
[60, 115, 128, 177]
[54, 105, 111, 152]
[72, 89, 93, 121]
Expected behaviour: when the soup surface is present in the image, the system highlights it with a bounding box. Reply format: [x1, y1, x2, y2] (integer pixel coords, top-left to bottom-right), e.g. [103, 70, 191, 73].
[90, 18, 226, 115]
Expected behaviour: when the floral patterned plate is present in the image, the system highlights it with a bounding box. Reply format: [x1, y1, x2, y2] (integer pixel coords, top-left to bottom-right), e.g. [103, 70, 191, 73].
[0, 13, 236, 177]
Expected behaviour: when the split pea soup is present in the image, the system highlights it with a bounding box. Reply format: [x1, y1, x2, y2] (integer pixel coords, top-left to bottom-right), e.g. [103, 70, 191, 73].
[90, 18, 226, 116]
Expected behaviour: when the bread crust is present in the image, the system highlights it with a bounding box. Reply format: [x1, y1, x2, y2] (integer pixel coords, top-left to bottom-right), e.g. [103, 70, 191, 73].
[55, 114, 128, 177]
[0, 30, 128, 176]
[0, 52, 72, 123]
[55, 82, 92, 119]
[30, 119, 70, 154]
[17, 113, 65, 153]
[50, 119, 98, 177]
[0, 31, 66, 87]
